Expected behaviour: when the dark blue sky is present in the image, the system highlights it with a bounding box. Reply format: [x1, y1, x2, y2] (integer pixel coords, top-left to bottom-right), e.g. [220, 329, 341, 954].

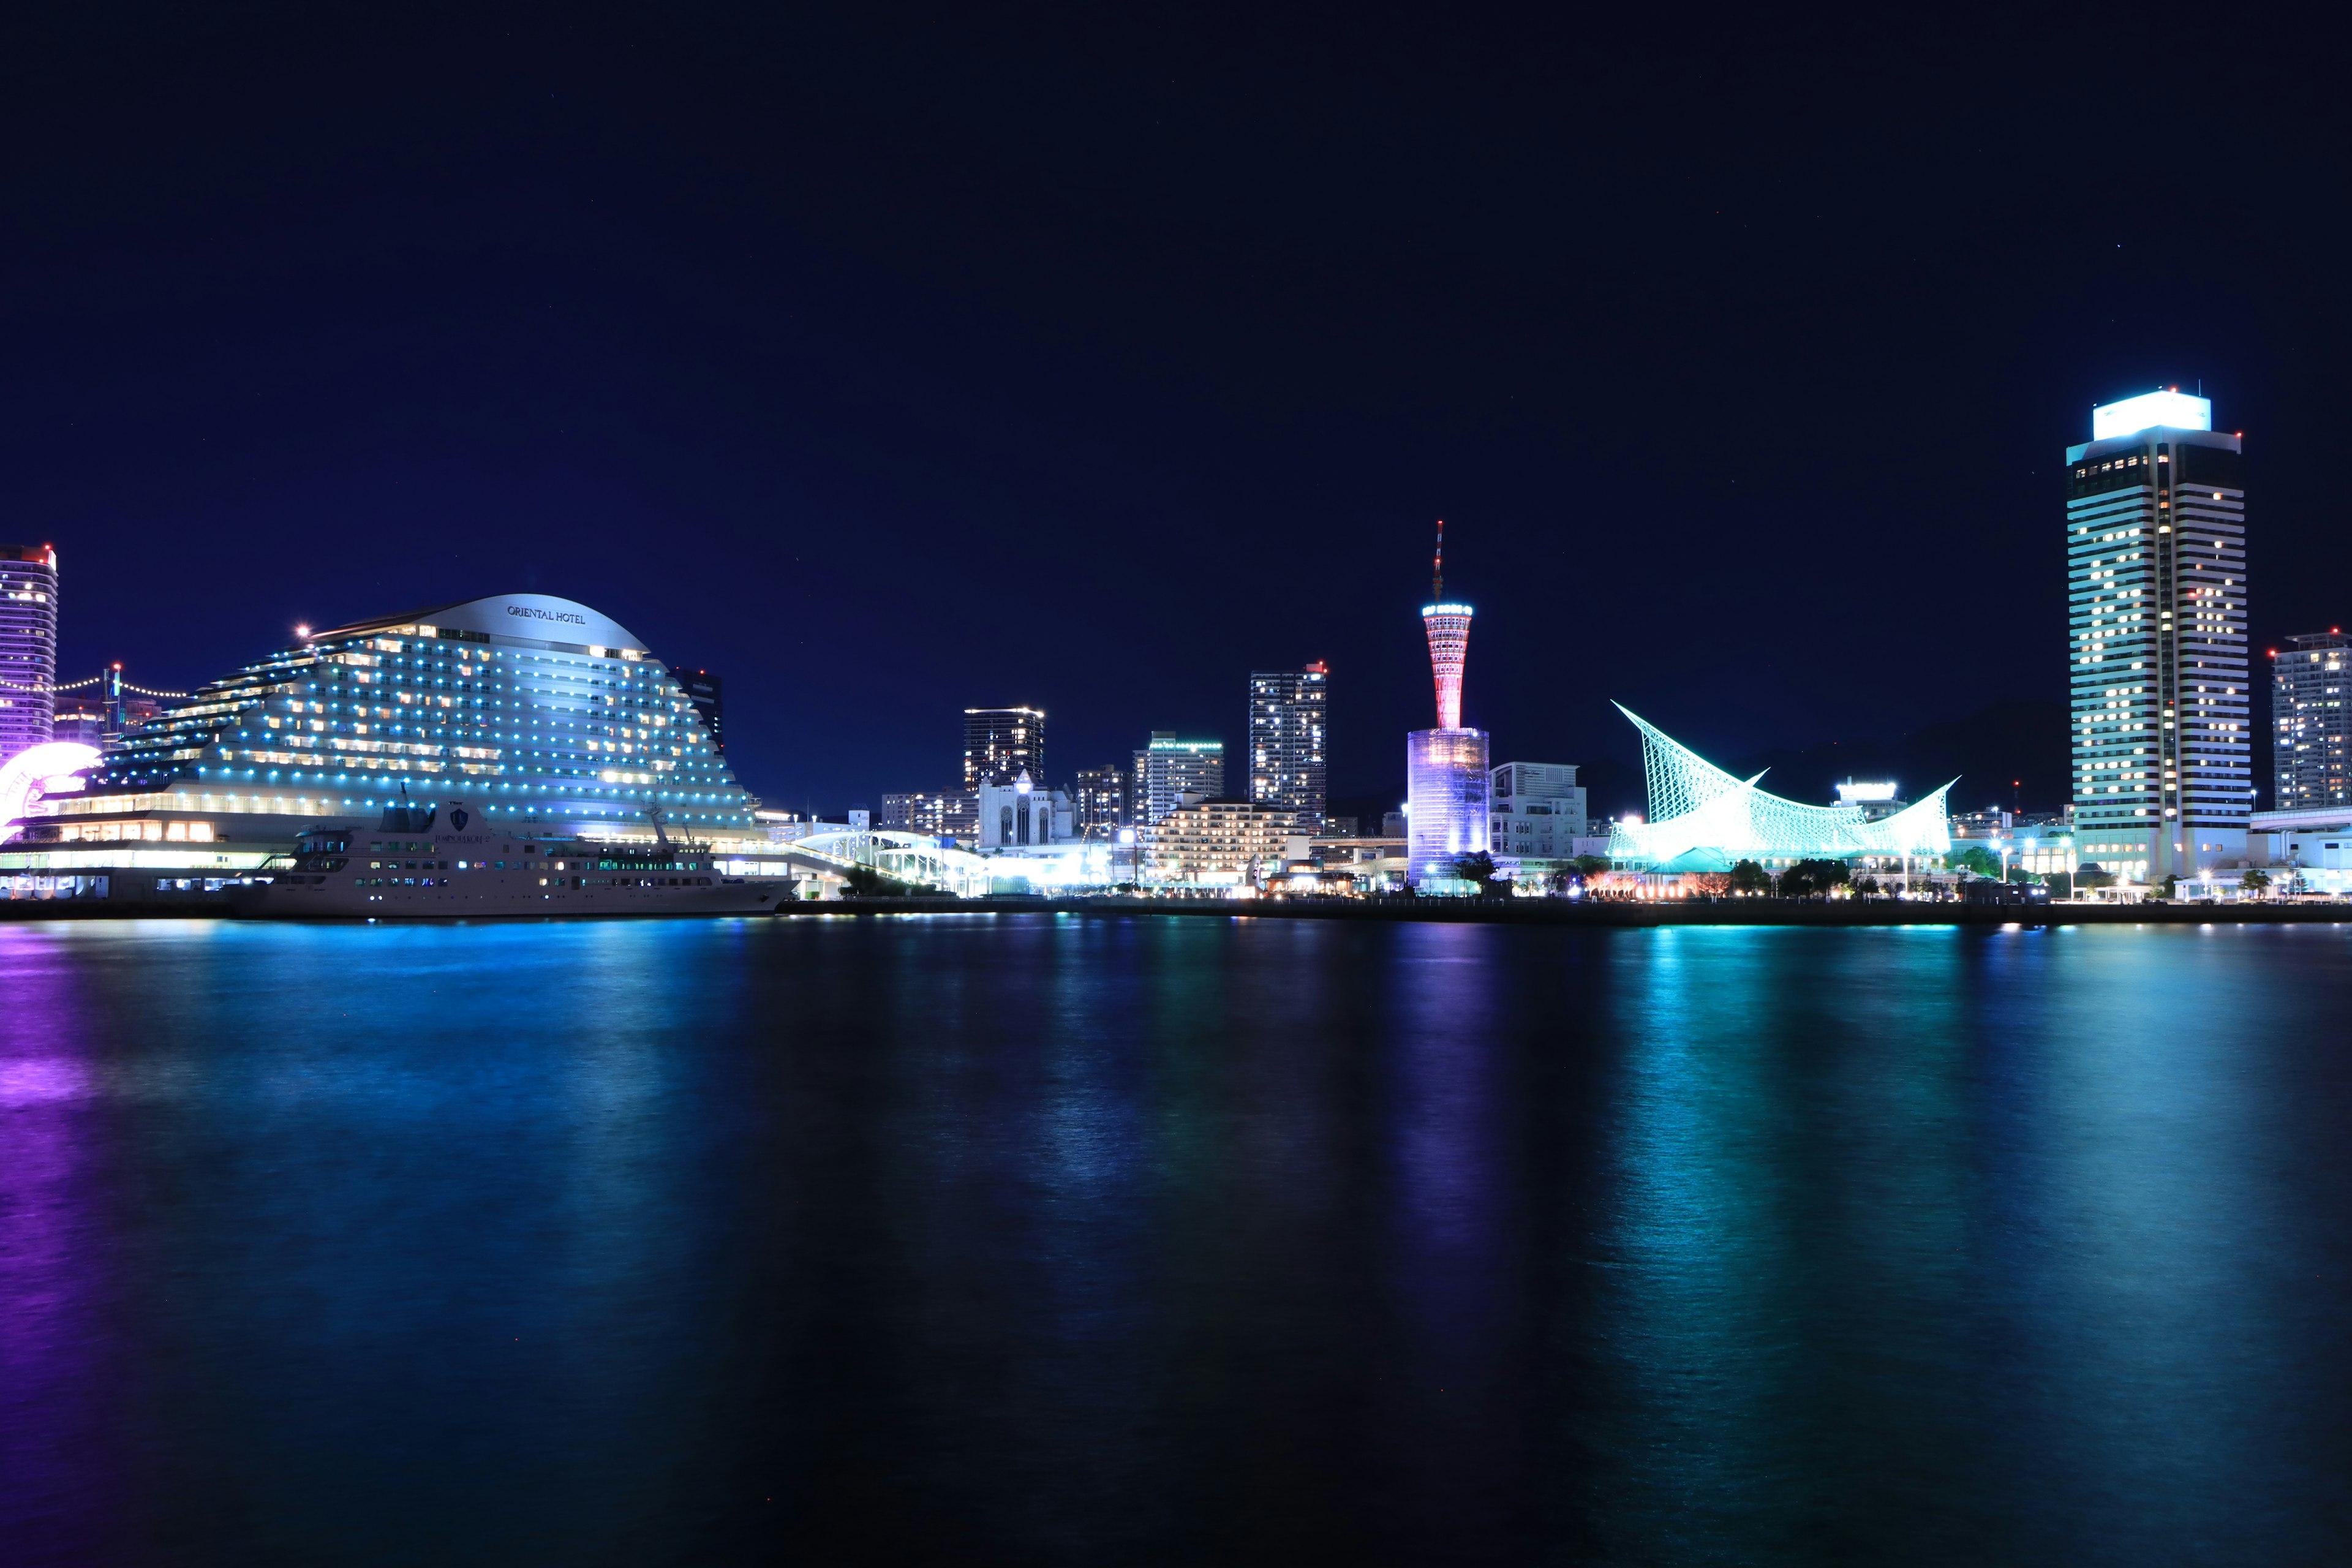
[6, 7, 2348, 810]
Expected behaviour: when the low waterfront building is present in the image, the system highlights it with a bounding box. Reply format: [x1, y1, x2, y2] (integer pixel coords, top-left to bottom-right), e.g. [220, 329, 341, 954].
[978, 771, 1075, 847]
[1140, 797, 1298, 888]
[1488, 761, 1585, 864]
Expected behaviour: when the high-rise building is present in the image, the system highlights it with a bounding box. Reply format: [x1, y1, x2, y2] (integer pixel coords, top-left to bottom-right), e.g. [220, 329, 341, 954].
[2272, 631, 2351, 810]
[0, 544, 59, 764]
[1407, 521, 1488, 883]
[1133, 733, 1224, 824]
[1248, 663, 1329, 831]
[964, 706, 1045, 788]
[2067, 389, 2250, 883]
[1075, 764, 1129, 839]
[677, 669, 724, 752]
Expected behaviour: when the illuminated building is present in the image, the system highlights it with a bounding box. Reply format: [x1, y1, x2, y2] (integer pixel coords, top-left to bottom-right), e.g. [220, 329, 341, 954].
[2272, 631, 2351, 809]
[1488, 761, 1585, 862]
[0, 544, 59, 763]
[1248, 663, 1328, 829]
[1133, 732, 1224, 824]
[677, 669, 725, 752]
[978, 771, 1075, 846]
[32, 593, 752, 848]
[1140, 797, 1297, 887]
[2067, 389, 2250, 882]
[963, 706, 1044, 788]
[1406, 520, 1489, 883]
[1607, 706, 1951, 867]
[1075, 764, 1128, 839]
[879, 788, 978, 844]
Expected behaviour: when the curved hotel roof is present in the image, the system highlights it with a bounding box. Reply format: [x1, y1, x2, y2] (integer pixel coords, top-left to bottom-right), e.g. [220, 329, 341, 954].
[64, 593, 753, 839]
[1607, 704, 1953, 868]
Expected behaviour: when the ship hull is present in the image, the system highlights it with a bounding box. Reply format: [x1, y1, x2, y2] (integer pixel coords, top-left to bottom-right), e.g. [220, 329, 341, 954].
[233, 871, 782, 918]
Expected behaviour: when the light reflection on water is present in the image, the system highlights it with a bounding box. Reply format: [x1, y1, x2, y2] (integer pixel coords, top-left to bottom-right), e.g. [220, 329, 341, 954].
[1, 916, 2348, 1566]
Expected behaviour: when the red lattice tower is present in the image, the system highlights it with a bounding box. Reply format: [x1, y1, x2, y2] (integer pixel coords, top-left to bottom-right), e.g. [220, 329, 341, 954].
[1420, 519, 1472, 729]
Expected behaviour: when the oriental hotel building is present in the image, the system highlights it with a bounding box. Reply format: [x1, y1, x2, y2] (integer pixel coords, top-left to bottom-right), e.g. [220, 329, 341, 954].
[2067, 390, 2250, 884]
[17, 594, 757, 872]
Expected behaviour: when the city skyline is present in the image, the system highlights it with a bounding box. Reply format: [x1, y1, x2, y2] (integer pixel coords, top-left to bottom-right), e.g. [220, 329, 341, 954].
[5, 17, 2352, 814]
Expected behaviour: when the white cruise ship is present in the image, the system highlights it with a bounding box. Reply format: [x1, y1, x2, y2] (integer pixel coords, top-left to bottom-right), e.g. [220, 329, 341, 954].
[236, 801, 781, 916]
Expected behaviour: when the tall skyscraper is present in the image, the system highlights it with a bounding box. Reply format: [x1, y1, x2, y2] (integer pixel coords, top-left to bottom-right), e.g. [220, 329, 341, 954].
[963, 706, 1045, 788]
[2272, 631, 2351, 810]
[0, 544, 59, 764]
[1248, 662, 1329, 830]
[1406, 521, 1488, 883]
[2067, 389, 2250, 884]
[1132, 732, 1224, 824]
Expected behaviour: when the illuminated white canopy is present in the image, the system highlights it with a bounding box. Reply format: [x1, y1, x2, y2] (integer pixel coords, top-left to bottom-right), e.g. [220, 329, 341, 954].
[1606, 706, 1951, 866]
[2091, 390, 2211, 441]
[0, 741, 102, 843]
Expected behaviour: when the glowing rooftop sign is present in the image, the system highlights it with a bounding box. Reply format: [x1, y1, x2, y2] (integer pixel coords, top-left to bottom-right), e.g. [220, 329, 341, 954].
[1836, 780, 1899, 803]
[2092, 390, 2211, 441]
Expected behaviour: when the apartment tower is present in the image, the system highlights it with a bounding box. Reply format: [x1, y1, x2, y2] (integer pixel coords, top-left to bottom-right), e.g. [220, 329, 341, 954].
[0, 544, 59, 764]
[2272, 631, 2351, 810]
[1248, 662, 1329, 831]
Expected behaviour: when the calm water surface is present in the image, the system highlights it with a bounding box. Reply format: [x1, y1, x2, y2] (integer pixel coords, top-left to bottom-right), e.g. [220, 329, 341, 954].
[2, 914, 2349, 1565]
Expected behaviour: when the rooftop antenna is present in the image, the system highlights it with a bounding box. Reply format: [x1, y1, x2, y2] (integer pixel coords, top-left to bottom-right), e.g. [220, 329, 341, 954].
[1433, 518, 1446, 600]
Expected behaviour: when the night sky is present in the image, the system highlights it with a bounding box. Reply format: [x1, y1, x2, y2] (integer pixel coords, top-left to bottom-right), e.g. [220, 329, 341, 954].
[7, 9, 2349, 813]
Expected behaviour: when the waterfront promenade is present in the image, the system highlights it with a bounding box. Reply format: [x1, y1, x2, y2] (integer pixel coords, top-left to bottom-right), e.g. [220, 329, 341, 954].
[6, 892, 2345, 925]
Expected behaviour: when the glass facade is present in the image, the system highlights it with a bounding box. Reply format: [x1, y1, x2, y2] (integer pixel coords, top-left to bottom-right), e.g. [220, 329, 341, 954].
[78, 595, 753, 839]
[1406, 727, 1490, 880]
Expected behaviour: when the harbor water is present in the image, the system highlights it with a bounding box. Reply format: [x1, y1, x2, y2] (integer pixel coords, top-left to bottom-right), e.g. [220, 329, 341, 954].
[4, 915, 2349, 1564]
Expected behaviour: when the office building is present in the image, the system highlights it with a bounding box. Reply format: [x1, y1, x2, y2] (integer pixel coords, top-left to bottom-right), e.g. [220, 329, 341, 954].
[36, 593, 753, 847]
[677, 669, 725, 752]
[1248, 663, 1328, 830]
[2067, 389, 2251, 883]
[880, 788, 979, 844]
[2272, 631, 2351, 810]
[1407, 522, 1489, 883]
[1075, 764, 1129, 839]
[1133, 733, 1224, 824]
[0, 544, 59, 764]
[978, 771, 1075, 847]
[1488, 761, 1586, 862]
[964, 706, 1045, 788]
[1140, 798, 1298, 887]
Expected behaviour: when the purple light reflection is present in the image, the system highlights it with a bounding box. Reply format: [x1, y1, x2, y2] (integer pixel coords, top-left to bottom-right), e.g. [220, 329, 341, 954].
[0, 930, 118, 1562]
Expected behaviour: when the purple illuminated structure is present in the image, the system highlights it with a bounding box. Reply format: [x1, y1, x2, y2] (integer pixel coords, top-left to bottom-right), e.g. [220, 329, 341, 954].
[1406, 521, 1490, 885]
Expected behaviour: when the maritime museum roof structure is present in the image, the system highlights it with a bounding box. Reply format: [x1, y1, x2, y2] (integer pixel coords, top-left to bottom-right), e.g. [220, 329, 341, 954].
[49, 593, 755, 842]
[1607, 704, 1953, 869]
